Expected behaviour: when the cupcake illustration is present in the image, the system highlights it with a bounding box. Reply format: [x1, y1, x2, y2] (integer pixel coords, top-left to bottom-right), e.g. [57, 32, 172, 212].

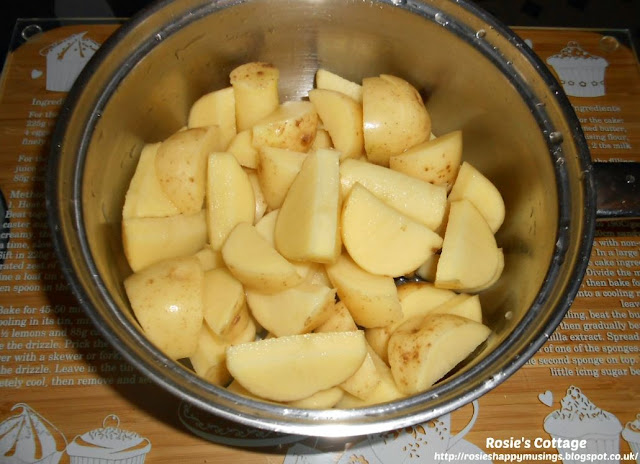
[544, 386, 622, 464]
[65, 415, 151, 464]
[622, 414, 640, 464]
[0, 403, 68, 464]
[39, 32, 100, 92]
[546, 41, 609, 97]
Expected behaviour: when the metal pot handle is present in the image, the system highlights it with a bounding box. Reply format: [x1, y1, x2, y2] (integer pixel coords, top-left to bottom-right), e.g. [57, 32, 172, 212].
[593, 162, 640, 220]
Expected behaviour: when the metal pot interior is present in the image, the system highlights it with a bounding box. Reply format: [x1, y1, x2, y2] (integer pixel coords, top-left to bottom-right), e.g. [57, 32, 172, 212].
[49, 0, 594, 435]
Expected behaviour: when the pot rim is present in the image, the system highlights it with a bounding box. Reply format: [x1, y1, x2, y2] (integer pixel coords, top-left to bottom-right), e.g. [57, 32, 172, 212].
[46, 0, 596, 436]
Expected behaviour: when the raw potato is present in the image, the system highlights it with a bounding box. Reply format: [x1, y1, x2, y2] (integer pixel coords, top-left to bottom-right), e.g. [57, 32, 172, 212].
[257, 147, 307, 210]
[202, 268, 246, 336]
[435, 199, 502, 292]
[244, 169, 268, 222]
[362, 75, 430, 166]
[341, 183, 443, 277]
[254, 209, 313, 279]
[430, 293, 483, 323]
[155, 126, 222, 214]
[194, 245, 224, 271]
[122, 142, 179, 219]
[449, 161, 505, 233]
[252, 101, 319, 152]
[226, 331, 368, 402]
[230, 62, 279, 131]
[227, 129, 259, 169]
[190, 325, 231, 386]
[311, 128, 334, 150]
[308, 88, 363, 160]
[325, 253, 402, 328]
[287, 387, 344, 409]
[314, 301, 359, 333]
[124, 256, 203, 360]
[222, 222, 304, 292]
[389, 129, 462, 191]
[340, 158, 447, 231]
[206, 152, 255, 250]
[275, 149, 341, 263]
[122, 211, 207, 272]
[188, 86, 236, 149]
[365, 282, 456, 363]
[245, 283, 335, 336]
[315, 68, 363, 102]
[388, 314, 491, 394]
[339, 351, 380, 400]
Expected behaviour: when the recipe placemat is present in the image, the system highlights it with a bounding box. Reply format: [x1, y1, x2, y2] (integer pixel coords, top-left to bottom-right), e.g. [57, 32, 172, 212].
[0, 21, 639, 464]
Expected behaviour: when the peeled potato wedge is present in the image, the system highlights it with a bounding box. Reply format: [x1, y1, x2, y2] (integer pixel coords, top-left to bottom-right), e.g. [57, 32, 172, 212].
[341, 183, 443, 277]
[122, 142, 179, 219]
[435, 199, 501, 292]
[388, 129, 462, 191]
[124, 256, 203, 360]
[339, 351, 380, 400]
[230, 62, 279, 131]
[340, 158, 447, 231]
[221, 222, 304, 293]
[155, 126, 222, 214]
[188, 86, 236, 149]
[257, 147, 307, 210]
[362, 75, 430, 166]
[122, 211, 207, 272]
[206, 152, 255, 250]
[245, 282, 336, 336]
[308, 88, 363, 160]
[448, 161, 505, 233]
[244, 168, 268, 223]
[227, 129, 259, 169]
[275, 149, 341, 263]
[315, 68, 363, 102]
[226, 331, 368, 402]
[314, 300, 359, 333]
[252, 101, 319, 153]
[388, 314, 491, 395]
[190, 324, 231, 386]
[325, 253, 402, 328]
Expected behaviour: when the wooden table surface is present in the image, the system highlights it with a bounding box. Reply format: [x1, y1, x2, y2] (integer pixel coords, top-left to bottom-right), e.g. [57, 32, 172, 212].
[0, 21, 639, 464]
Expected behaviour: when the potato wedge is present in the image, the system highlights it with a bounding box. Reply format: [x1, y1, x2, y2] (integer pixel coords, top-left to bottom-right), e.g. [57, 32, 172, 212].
[325, 253, 402, 328]
[124, 256, 203, 359]
[365, 282, 456, 363]
[388, 314, 491, 394]
[221, 222, 304, 292]
[123, 211, 207, 272]
[202, 268, 246, 336]
[431, 293, 483, 323]
[435, 199, 501, 292]
[340, 351, 380, 400]
[193, 245, 224, 271]
[257, 147, 307, 210]
[275, 149, 341, 263]
[341, 183, 443, 277]
[314, 300, 359, 333]
[245, 282, 335, 336]
[230, 62, 279, 131]
[362, 75, 430, 165]
[287, 387, 344, 409]
[388, 129, 462, 191]
[252, 101, 318, 152]
[311, 128, 334, 150]
[244, 168, 268, 222]
[226, 331, 367, 402]
[206, 152, 255, 250]
[190, 324, 231, 386]
[340, 158, 447, 231]
[227, 129, 259, 169]
[188, 86, 236, 149]
[308, 88, 363, 160]
[122, 142, 179, 219]
[448, 161, 505, 233]
[155, 126, 222, 214]
[315, 68, 363, 102]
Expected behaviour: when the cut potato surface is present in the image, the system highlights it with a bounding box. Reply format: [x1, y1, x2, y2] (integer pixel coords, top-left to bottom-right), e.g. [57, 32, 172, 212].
[221, 222, 304, 292]
[341, 183, 443, 277]
[230, 62, 279, 131]
[435, 199, 501, 292]
[315, 68, 363, 102]
[252, 101, 318, 152]
[188, 86, 236, 149]
[388, 314, 491, 394]
[226, 331, 368, 402]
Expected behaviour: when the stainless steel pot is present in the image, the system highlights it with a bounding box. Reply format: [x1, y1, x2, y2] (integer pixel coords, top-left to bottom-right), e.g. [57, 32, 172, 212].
[46, 0, 639, 436]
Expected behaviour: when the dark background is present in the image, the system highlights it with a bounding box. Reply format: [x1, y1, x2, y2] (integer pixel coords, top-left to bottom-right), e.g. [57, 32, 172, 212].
[2, 0, 640, 67]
